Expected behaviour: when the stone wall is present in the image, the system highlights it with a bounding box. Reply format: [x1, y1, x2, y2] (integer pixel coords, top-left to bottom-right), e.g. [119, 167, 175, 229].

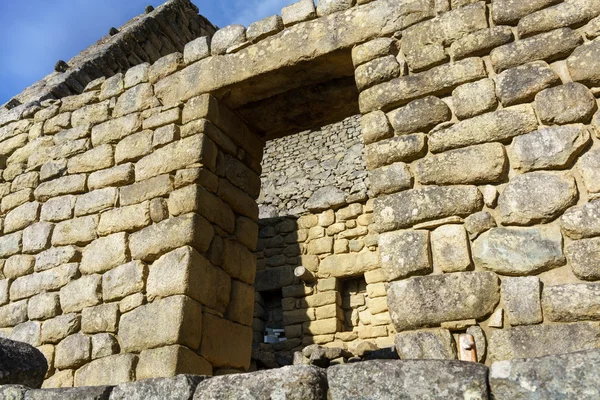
[259, 115, 367, 217]
[0, 50, 264, 387]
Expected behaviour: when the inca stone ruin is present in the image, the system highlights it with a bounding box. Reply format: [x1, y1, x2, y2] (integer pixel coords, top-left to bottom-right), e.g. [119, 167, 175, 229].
[2, 0, 600, 398]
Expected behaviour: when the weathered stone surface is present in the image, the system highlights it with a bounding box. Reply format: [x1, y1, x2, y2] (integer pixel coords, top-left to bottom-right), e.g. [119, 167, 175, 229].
[124, 63, 149, 89]
[102, 260, 147, 301]
[10, 321, 41, 347]
[317, 0, 354, 16]
[59, 275, 101, 313]
[472, 227, 565, 275]
[359, 57, 486, 113]
[496, 61, 560, 106]
[115, 130, 153, 164]
[431, 224, 472, 272]
[254, 265, 295, 292]
[379, 230, 431, 281]
[465, 211, 496, 240]
[40, 195, 75, 222]
[74, 354, 137, 386]
[328, 360, 488, 399]
[449, 26, 514, 60]
[387, 272, 500, 331]
[111, 375, 205, 400]
[26, 386, 113, 400]
[561, 200, 600, 239]
[97, 202, 150, 235]
[316, 251, 380, 278]
[490, 28, 582, 73]
[566, 237, 600, 281]
[90, 114, 141, 146]
[305, 186, 346, 212]
[352, 38, 395, 68]
[80, 233, 127, 275]
[535, 83, 597, 124]
[194, 365, 327, 400]
[27, 292, 60, 321]
[54, 333, 90, 369]
[0, 231, 22, 258]
[491, 0, 561, 25]
[10, 263, 78, 301]
[168, 184, 234, 233]
[129, 213, 214, 261]
[88, 163, 134, 191]
[119, 295, 202, 353]
[360, 111, 393, 145]
[502, 277, 542, 326]
[199, 312, 252, 369]
[386, 96, 451, 135]
[211, 25, 246, 55]
[498, 172, 578, 225]
[395, 329, 457, 360]
[488, 322, 600, 362]
[511, 124, 590, 171]
[4, 255, 34, 279]
[22, 222, 53, 254]
[429, 104, 538, 153]
[452, 79, 498, 120]
[542, 283, 600, 322]
[41, 313, 80, 344]
[113, 83, 155, 118]
[4, 201, 39, 233]
[518, 0, 600, 38]
[147, 246, 230, 313]
[82, 303, 119, 334]
[490, 349, 600, 399]
[34, 245, 79, 272]
[0, 338, 47, 388]
[373, 185, 482, 232]
[567, 38, 600, 86]
[364, 134, 427, 170]
[74, 188, 117, 217]
[137, 346, 211, 380]
[369, 162, 412, 197]
[413, 143, 506, 185]
[579, 149, 600, 194]
[355, 55, 400, 91]
[52, 215, 98, 246]
[0, 300, 27, 327]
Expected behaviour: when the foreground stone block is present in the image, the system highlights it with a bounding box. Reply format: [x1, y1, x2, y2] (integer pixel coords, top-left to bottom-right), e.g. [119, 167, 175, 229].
[328, 360, 488, 399]
[386, 96, 451, 135]
[379, 230, 431, 281]
[498, 171, 578, 225]
[491, 0, 561, 25]
[137, 346, 212, 380]
[566, 238, 600, 281]
[535, 82, 597, 125]
[473, 227, 564, 275]
[316, 251, 380, 278]
[489, 322, 600, 362]
[0, 338, 47, 388]
[567, 38, 600, 87]
[373, 185, 482, 232]
[119, 295, 202, 353]
[74, 353, 137, 387]
[111, 374, 206, 400]
[80, 233, 128, 275]
[490, 349, 600, 399]
[194, 365, 327, 400]
[431, 225, 472, 272]
[26, 386, 113, 400]
[542, 283, 600, 322]
[502, 277, 542, 326]
[200, 313, 252, 370]
[395, 329, 457, 360]
[387, 272, 500, 331]
[496, 61, 560, 106]
[561, 200, 600, 239]
[364, 133, 427, 170]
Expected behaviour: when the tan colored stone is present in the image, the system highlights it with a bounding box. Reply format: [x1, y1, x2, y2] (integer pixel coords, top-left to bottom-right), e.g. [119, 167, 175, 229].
[226, 280, 254, 326]
[10, 263, 78, 301]
[120, 175, 173, 206]
[40, 195, 76, 222]
[4, 254, 34, 279]
[168, 184, 235, 233]
[27, 292, 60, 321]
[200, 312, 252, 369]
[74, 354, 137, 386]
[4, 201, 40, 233]
[97, 201, 151, 235]
[59, 274, 102, 313]
[115, 130, 153, 164]
[103, 260, 147, 301]
[52, 215, 98, 246]
[113, 83, 155, 117]
[74, 187, 118, 217]
[54, 333, 91, 369]
[22, 222, 54, 254]
[318, 251, 380, 278]
[34, 174, 87, 202]
[67, 144, 114, 174]
[82, 303, 119, 334]
[137, 345, 212, 380]
[431, 225, 472, 272]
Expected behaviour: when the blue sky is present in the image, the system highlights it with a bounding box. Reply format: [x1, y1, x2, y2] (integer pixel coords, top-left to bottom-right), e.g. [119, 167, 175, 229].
[0, 0, 292, 105]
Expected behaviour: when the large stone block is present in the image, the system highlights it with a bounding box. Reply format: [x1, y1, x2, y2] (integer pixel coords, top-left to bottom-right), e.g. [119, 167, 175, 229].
[373, 185, 482, 232]
[80, 233, 128, 274]
[40, 195, 75, 222]
[490, 28, 582, 72]
[386, 96, 451, 136]
[40, 313, 80, 344]
[394, 329, 457, 360]
[317, 251, 380, 279]
[0, 231, 22, 258]
[34, 174, 87, 202]
[147, 246, 230, 314]
[579, 148, 600, 194]
[431, 224, 472, 272]
[136, 347, 212, 381]
[97, 201, 151, 235]
[364, 134, 427, 170]
[387, 272, 500, 331]
[4, 255, 34, 279]
[0, 300, 27, 328]
[254, 265, 294, 292]
[10, 263, 78, 301]
[412, 143, 506, 185]
[34, 245, 79, 272]
[488, 322, 600, 362]
[327, 360, 488, 399]
[74, 188, 117, 217]
[81, 303, 119, 334]
[22, 222, 53, 254]
[490, 349, 600, 399]
[135, 134, 217, 182]
[27, 292, 60, 321]
[502, 277, 542, 326]
[472, 227, 564, 275]
[561, 200, 600, 239]
[112, 374, 207, 400]
[88, 163, 135, 191]
[379, 230, 431, 281]
[59, 275, 102, 313]
[452, 78, 498, 120]
[74, 354, 137, 387]
[168, 184, 235, 233]
[54, 333, 90, 369]
[129, 213, 214, 261]
[535, 82, 597, 124]
[4, 201, 39, 234]
[355, 55, 401, 92]
[566, 237, 600, 281]
[511, 124, 590, 172]
[496, 61, 560, 106]
[120, 175, 173, 206]
[429, 105, 538, 153]
[517, 0, 600, 38]
[200, 312, 252, 370]
[0, 338, 48, 388]
[542, 283, 600, 322]
[119, 295, 202, 353]
[51, 215, 98, 246]
[194, 365, 326, 400]
[491, 0, 561, 25]
[222, 239, 257, 285]
[449, 26, 514, 61]
[67, 144, 114, 174]
[369, 162, 412, 197]
[498, 171, 578, 225]
[567, 38, 600, 87]
[102, 260, 147, 301]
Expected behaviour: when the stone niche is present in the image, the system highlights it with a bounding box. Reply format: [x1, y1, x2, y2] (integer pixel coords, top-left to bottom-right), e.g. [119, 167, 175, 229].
[2, 0, 600, 389]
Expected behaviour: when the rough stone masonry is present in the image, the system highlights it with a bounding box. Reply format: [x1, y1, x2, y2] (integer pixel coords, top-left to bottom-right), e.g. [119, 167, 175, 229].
[0, 0, 600, 393]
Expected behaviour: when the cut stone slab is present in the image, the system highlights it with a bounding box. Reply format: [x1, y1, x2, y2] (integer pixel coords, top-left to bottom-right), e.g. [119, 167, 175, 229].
[511, 124, 591, 172]
[452, 79, 498, 120]
[429, 104, 538, 153]
[542, 283, 600, 322]
[0, 338, 47, 388]
[193, 365, 327, 400]
[305, 186, 346, 212]
[373, 185, 482, 232]
[369, 162, 412, 197]
[364, 133, 427, 170]
[412, 143, 507, 185]
[566, 237, 600, 281]
[327, 360, 488, 399]
[74, 354, 137, 387]
[137, 345, 212, 380]
[449, 26, 514, 61]
[211, 25, 246, 56]
[535, 82, 597, 125]
[502, 277, 542, 326]
[491, 0, 561, 25]
[579, 148, 600, 194]
[24, 386, 113, 400]
[561, 199, 600, 239]
[387, 272, 500, 331]
[496, 61, 560, 106]
[394, 329, 457, 360]
[498, 171, 578, 225]
[379, 230, 431, 281]
[472, 227, 565, 275]
[110, 375, 206, 400]
[431, 224, 472, 272]
[567, 37, 600, 87]
[386, 96, 451, 135]
[488, 322, 600, 362]
[490, 349, 600, 399]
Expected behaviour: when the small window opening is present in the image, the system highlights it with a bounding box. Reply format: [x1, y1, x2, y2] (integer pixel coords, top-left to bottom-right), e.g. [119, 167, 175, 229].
[340, 275, 367, 332]
[261, 289, 286, 343]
